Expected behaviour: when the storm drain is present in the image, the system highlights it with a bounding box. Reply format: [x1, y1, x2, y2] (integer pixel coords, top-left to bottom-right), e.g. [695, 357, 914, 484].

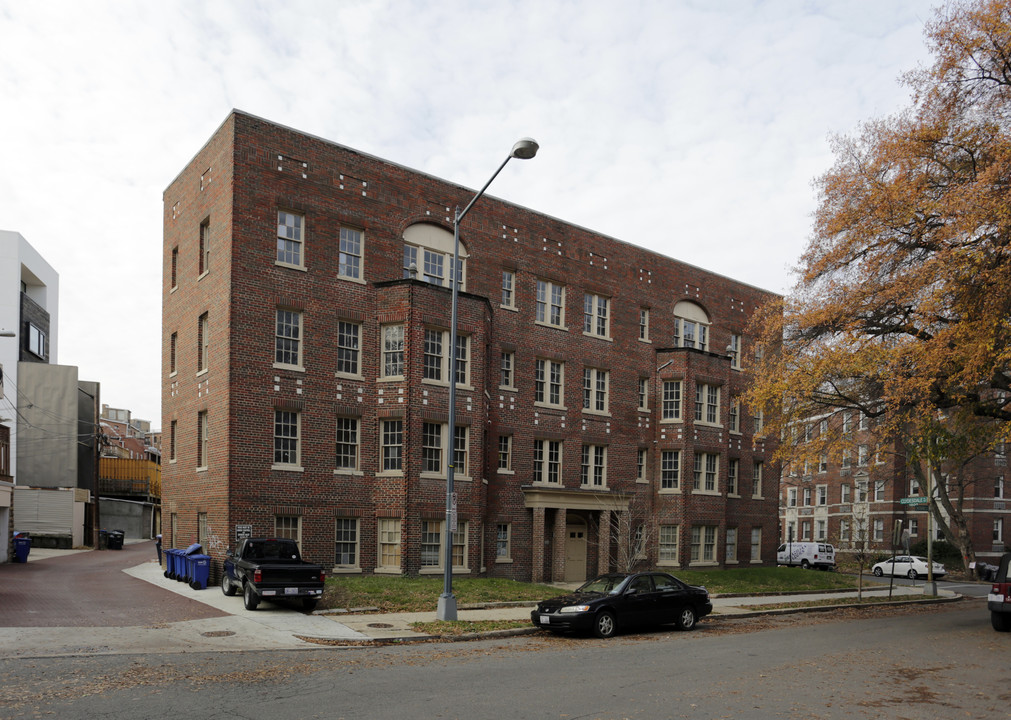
[367, 623, 393, 629]
[200, 630, 237, 637]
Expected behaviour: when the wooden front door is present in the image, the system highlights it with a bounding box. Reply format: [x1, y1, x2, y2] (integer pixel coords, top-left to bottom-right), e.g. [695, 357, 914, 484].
[564, 519, 587, 582]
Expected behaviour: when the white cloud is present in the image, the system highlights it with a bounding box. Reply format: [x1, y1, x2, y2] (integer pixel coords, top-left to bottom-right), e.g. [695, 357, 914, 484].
[0, 0, 938, 423]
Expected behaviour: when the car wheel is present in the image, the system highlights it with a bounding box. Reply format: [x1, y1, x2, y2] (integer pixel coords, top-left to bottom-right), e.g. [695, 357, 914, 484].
[676, 606, 697, 631]
[801, 559, 810, 570]
[243, 583, 260, 611]
[593, 611, 617, 638]
[992, 611, 1011, 632]
[302, 598, 319, 613]
[873, 567, 883, 577]
[221, 572, 236, 596]
[907, 569, 918, 580]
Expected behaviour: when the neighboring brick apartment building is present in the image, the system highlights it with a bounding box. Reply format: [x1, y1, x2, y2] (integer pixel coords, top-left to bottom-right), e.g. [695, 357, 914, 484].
[780, 412, 1009, 562]
[162, 110, 780, 583]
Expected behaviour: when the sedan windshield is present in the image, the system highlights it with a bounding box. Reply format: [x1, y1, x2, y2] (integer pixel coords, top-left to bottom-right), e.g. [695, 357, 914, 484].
[577, 576, 626, 595]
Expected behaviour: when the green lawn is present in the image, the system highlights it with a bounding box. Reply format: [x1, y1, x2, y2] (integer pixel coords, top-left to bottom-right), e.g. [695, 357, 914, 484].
[320, 567, 856, 613]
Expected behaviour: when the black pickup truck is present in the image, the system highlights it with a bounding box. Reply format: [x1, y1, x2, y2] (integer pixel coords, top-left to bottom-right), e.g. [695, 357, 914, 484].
[220, 538, 326, 612]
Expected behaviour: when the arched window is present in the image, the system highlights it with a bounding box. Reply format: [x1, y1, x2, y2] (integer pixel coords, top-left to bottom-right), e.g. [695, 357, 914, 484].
[672, 301, 710, 351]
[402, 224, 467, 290]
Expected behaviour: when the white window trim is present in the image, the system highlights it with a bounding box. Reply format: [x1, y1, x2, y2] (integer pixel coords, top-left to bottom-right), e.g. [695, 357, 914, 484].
[422, 329, 472, 389]
[418, 520, 471, 574]
[275, 210, 306, 271]
[333, 517, 361, 573]
[420, 423, 471, 481]
[338, 226, 366, 284]
[582, 292, 612, 340]
[334, 320, 363, 379]
[271, 409, 303, 471]
[534, 358, 566, 409]
[660, 379, 683, 423]
[273, 308, 304, 372]
[535, 279, 567, 329]
[582, 367, 610, 416]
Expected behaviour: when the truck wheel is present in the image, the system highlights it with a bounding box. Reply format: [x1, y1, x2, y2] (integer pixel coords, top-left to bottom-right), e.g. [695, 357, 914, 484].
[302, 598, 319, 613]
[992, 611, 1011, 632]
[243, 583, 260, 611]
[801, 559, 810, 570]
[221, 573, 236, 596]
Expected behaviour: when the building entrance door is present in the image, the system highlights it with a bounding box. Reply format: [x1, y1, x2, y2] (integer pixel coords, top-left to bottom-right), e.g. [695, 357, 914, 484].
[564, 519, 587, 582]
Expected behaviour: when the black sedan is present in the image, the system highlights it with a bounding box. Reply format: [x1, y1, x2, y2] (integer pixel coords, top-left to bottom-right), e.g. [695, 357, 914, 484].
[531, 571, 713, 638]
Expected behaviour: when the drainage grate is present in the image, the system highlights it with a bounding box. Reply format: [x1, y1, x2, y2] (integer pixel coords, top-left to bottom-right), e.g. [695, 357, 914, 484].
[367, 623, 393, 629]
[200, 630, 237, 638]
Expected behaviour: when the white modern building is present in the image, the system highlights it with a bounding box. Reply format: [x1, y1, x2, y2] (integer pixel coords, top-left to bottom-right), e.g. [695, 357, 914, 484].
[0, 230, 60, 561]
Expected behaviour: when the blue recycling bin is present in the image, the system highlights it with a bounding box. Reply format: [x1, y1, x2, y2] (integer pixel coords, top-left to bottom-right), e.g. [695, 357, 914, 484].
[164, 548, 179, 579]
[188, 554, 211, 590]
[13, 534, 31, 563]
[179, 544, 204, 583]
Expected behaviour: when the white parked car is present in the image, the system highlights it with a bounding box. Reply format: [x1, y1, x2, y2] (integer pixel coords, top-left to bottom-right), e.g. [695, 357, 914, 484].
[872, 555, 946, 579]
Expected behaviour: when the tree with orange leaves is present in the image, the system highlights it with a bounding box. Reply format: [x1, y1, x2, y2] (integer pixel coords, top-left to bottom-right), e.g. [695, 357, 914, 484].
[748, 0, 1011, 570]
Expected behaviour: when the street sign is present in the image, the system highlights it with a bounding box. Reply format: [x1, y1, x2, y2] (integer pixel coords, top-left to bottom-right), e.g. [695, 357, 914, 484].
[900, 497, 928, 505]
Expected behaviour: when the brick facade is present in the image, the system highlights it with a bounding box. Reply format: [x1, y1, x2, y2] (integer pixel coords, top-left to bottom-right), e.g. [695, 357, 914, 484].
[162, 110, 781, 583]
[779, 414, 1010, 563]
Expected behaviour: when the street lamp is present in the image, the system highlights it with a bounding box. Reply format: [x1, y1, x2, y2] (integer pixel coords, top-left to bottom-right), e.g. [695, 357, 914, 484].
[437, 137, 539, 621]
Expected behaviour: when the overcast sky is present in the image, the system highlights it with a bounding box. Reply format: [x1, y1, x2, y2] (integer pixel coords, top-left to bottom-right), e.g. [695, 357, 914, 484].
[0, 0, 939, 425]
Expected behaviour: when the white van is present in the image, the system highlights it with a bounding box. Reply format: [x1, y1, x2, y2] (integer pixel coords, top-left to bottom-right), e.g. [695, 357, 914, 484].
[777, 541, 836, 570]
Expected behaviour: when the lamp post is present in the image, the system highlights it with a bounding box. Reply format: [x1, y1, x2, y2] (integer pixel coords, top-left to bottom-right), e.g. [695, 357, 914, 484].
[437, 137, 539, 622]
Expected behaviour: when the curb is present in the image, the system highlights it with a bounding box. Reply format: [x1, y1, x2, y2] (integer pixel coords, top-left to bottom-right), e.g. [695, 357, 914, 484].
[295, 593, 965, 646]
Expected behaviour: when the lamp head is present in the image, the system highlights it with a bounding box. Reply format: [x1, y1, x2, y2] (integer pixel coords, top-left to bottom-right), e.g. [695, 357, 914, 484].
[510, 138, 539, 160]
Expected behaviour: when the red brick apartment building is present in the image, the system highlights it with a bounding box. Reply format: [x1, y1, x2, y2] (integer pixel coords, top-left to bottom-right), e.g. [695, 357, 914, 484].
[780, 412, 1009, 563]
[162, 110, 780, 583]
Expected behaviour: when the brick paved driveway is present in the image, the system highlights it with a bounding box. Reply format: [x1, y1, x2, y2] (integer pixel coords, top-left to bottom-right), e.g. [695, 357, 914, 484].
[0, 540, 227, 627]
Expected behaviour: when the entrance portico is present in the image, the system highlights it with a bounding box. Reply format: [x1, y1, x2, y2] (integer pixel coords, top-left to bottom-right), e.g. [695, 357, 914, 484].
[523, 487, 632, 583]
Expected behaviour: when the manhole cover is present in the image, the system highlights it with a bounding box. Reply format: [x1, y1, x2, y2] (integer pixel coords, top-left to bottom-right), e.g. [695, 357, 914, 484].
[200, 630, 236, 638]
[367, 623, 393, 629]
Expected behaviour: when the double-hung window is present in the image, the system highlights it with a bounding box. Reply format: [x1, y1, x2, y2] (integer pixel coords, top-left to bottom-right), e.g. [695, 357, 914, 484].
[381, 325, 404, 378]
[335, 417, 359, 471]
[334, 518, 359, 568]
[638, 378, 649, 411]
[661, 380, 682, 421]
[498, 435, 513, 472]
[197, 313, 209, 373]
[339, 227, 363, 280]
[694, 453, 719, 492]
[660, 450, 680, 490]
[659, 525, 679, 564]
[583, 293, 609, 338]
[639, 308, 650, 341]
[336, 321, 361, 376]
[273, 410, 300, 468]
[424, 329, 469, 385]
[381, 419, 403, 472]
[533, 439, 562, 483]
[199, 219, 210, 276]
[729, 334, 741, 369]
[580, 445, 607, 487]
[695, 383, 720, 425]
[500, 351, 515, 389]
[274, 309, 302, 369]
[501, 270, 516, 308]
[582, 368, 609, 413]
[277, 210, 304, 268]
[535, 359, 564, 407]
[728, 458, 739, 495]
[535, 280, 565, 327]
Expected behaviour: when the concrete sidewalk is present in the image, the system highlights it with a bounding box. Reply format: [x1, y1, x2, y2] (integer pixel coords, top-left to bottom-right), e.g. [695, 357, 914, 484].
[2, 544, 959, 658]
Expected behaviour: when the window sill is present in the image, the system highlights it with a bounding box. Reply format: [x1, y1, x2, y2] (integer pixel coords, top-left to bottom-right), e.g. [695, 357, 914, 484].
[581, 409, 611, 418]
[374, 567, 402, 575]
[196, 369, 209, 378]
[337, 274, 366, 285]
[420, 568, 472, 576]
[169, 371, 177, 378]
[330, 567, 363, 574]
[496, 469, 515, 475]
[421, 472, 472, 482]
[658, 488, 682, 495]
[692, 489, 721, 496]
[498, 385, 518, 393]
[378, 376, 405, 383]
[657, 560, 679, 567]
[275, 260, 307, 272]
[495, 557, 514, 564]
[334, 469, 363, 476]
[534, 321, 568, 332]
[335, 371, 364, 381]
[638, 338, 651, 344]
[582, 332, 613, 342]
[422, 379, 474, 392]
[196, 466, 208, 473]
[271, 464, 304, 472]
[659, 418, 683, 424]
[198, 270, 209, 281]
[580, 484, 608, 491]
[695, 422, 723, 429]
[377, 471, 404, 478]
[689, 561, 719, 568]
[499, 305, 518, 312]
[752, 495, 765, 500]
[169, 459, 177, 465]
[273, 363, 305, 373]
[533, 402, 568, 412]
